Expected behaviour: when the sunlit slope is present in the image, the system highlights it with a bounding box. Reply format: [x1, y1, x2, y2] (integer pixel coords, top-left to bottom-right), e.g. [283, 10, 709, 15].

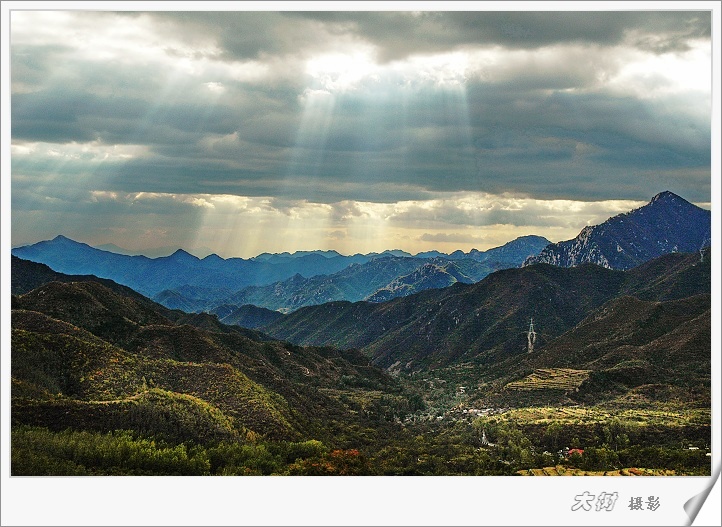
[11, 259, 405, 442]
[473, 293, 710, 407]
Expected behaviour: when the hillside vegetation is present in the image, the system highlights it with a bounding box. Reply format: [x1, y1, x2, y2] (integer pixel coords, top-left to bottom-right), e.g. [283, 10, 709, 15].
[11, 252, 711, 476]
[262, 250, 710, 379]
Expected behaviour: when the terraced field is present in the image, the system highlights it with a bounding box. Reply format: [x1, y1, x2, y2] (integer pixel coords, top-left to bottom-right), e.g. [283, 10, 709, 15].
[500, 406, 710, 427]
[505, 368, 591, 391]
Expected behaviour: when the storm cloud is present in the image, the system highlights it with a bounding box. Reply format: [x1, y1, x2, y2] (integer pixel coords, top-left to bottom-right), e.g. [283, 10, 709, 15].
[8, 8, 713, 256]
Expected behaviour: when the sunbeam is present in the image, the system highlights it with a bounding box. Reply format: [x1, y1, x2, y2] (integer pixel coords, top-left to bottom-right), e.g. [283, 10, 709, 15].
[10, 10, 712, 259]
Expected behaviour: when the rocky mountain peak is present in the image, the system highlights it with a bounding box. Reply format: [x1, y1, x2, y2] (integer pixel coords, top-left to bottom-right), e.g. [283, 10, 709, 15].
[524, 192, 710, 270]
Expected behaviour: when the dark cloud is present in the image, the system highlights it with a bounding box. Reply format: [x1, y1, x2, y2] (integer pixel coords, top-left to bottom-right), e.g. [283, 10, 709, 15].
[112, 11, 712, 72]
[12, 75, 710, 204]
[9, 9, 713, 253]
[274, 11, 710, 60]
[140, 11, 362, 63]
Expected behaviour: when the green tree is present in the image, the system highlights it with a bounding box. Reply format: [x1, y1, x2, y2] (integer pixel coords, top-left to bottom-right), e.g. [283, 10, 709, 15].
[602, 418, 630, 451]
[543, 422, 563, 452]
[581, 447, 619, 471]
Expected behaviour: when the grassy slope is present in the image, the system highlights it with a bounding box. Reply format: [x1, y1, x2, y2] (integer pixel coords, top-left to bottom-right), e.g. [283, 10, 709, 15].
[11, 270, 407, 445]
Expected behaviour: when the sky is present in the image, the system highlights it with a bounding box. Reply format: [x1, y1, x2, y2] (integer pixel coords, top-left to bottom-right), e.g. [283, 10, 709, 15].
[5, 4, 716, 258]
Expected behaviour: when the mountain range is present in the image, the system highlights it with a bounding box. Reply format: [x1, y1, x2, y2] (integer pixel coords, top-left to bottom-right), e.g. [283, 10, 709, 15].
[12, 234, 551, 313]
[146, 192, 711, 319]
[11, 244, 711, 427]
[10, 190, 712, 382]
[12, 236, 371, 297]
[180, 255, 506, 314]
[9, 190, 713, 476]
[13, 192, 710, 318]
[260, 248, 711, 373]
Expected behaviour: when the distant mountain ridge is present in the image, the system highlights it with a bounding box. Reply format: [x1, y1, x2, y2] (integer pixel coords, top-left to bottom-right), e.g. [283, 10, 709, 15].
[153, 236, 551, 314]
[13, 234, 550, 313]
[524, 191, 710, 270]
[11, 235, 372, 297]
[13, 190, 709, 319]
[93, 242, 214, 258]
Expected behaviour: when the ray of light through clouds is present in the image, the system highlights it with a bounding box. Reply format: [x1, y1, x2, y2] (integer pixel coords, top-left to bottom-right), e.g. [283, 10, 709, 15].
[8, 6, 713, 257]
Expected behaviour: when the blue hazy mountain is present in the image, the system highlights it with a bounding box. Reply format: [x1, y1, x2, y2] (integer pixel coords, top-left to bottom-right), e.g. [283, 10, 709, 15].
[153, 237, 551, 313]
[94, 242, 214, 258]
[14, 235, 550, 313]
[12, 236, 368, 297]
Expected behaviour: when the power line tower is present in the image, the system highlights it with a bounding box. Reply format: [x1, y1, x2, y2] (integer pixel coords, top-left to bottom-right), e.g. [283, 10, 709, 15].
[700, 227, 711, 262]
[527, 318, 537, 353]
[481, 429, 490, 446]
